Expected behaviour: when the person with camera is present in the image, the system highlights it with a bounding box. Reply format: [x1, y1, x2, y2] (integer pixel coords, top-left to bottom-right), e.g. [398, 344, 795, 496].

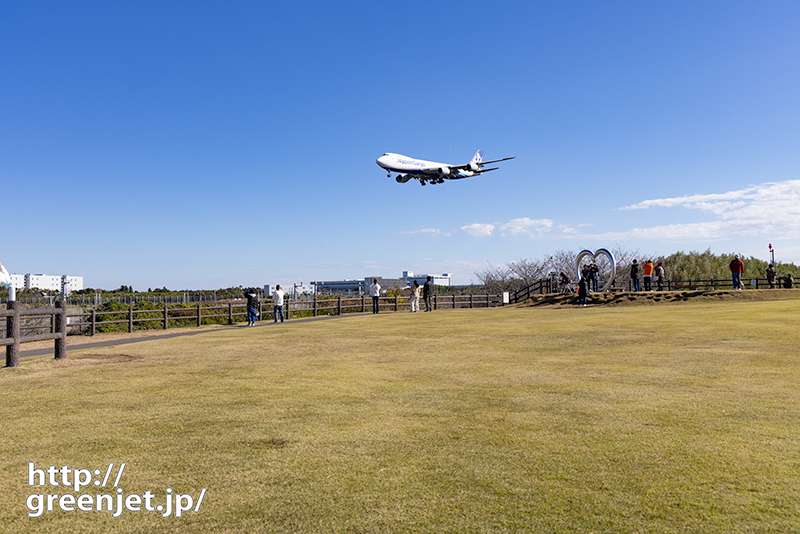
[245, 288, 260, 326]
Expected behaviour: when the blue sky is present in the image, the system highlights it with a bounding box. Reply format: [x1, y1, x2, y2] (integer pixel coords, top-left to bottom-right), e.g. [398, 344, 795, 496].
[2, 1, 799, 289]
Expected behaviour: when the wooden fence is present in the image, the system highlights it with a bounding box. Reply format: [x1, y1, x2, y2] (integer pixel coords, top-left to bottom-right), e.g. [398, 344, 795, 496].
[3, 301, 68, 367]
[2, 294, 503, 366]
[509, 276, 792, 304]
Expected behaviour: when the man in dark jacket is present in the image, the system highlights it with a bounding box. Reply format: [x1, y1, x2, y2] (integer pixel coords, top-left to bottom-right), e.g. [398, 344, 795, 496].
[423, 276, 435, 312]
[630, 260, 641, 292]
[577, 277, 588, 307]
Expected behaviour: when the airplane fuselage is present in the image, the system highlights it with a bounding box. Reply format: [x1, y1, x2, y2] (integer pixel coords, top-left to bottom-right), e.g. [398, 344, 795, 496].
[376, 153, 474, 179]
[376, 150, 515, 185]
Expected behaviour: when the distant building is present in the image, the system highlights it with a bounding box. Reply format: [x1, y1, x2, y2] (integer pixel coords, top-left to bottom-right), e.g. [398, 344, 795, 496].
[406, 272, 452, 287]
[311, 279, 368, 295]
[290, 283, 315, 298]
[312, 271, 452, 295]
[10, 274, 84, 294]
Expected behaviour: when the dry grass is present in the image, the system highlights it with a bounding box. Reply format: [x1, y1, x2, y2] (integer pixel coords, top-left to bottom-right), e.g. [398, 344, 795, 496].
[2, 300, 799, 533]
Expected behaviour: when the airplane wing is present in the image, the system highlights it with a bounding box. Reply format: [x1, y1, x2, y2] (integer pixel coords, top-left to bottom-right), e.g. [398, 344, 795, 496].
[480, 156, 516, 165]
[447, 156, 516, 171]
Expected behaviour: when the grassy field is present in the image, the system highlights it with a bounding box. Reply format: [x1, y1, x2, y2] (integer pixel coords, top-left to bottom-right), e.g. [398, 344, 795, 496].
[2, 298, 799, 533]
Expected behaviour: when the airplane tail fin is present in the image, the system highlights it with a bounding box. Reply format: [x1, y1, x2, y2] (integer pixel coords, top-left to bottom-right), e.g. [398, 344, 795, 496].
[470, 150, 484, 164]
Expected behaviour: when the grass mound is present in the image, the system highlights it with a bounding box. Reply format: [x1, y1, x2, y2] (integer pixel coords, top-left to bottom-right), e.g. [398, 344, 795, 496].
[522, 288, 800, 308]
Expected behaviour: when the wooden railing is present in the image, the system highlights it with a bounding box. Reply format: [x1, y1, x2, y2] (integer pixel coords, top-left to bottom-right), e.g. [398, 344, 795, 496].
[508, 276, 794, 304]
[3, 301, 67, 367]
[510, 279, 554, 304]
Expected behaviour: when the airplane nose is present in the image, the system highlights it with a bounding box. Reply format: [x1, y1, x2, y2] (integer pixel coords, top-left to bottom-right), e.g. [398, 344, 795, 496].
[376, 156, 387, 168]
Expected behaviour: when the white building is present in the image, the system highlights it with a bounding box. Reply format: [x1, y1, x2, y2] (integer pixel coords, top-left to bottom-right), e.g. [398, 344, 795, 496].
[406, 272, 452, 287]
[313, 271, 453, 295]
[11, 274, 84, 293]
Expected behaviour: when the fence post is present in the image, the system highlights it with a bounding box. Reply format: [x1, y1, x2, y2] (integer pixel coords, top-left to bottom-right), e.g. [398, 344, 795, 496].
[55, 301, 67, 360]
[434, 295, 438, 310]
[163, 304, 169, 330]
[395, 295, 399, 312]
[470, 294, 474, 308]
[337, 296, 342, 316]
[91, 308, 96, 336]
[286, 300, 290, 320]
[128, 307, 134, 333]
[228, 302, 234, 325]
[197, 303, 202, 327]
[361, 295, 365, 313]
[313, 297, 317, 317]
[6, 301, 20, 367]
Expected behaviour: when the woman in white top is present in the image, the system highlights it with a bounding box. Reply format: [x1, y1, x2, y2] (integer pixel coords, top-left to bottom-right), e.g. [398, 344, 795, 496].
[369, 279, 381, 314]
[407, 280, 421, 312]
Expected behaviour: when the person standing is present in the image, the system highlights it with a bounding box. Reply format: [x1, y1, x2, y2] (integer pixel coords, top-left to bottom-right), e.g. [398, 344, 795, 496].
[581, 264, 591, 292]
[643, 260, 654, 291]
[245, 288, 260, 326]
[655, 261, 665, 291]
[730, 254, 744, 290]
[423, 276, 435, 312]
[577, 276, 588, 307]
[589, 262, 599, 292]
[407, 280, 421, 312]
[766, 264, 777, 289]
[272, 284, 286, 322]
[369, 278, 381, 314]
[630, 259, 641, 292]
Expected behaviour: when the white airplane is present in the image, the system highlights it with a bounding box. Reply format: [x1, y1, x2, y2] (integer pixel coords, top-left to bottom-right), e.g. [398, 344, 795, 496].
[376, 150, 515, 186]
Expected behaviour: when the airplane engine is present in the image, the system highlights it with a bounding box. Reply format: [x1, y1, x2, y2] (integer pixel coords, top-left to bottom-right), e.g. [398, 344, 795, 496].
[396, 174, 412, 183]
[437, 166, 450, 176]
[468, 162, 480, 172]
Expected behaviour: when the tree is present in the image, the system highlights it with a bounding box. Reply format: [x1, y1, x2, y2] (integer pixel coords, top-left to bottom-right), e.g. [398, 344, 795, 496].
[473, 263, 516, 293]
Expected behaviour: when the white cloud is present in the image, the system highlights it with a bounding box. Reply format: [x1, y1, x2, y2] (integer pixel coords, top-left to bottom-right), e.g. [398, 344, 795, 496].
[498, 218, 554, 237]
[461, 223, 495, 237]
[408, 180, 800, 247]
[398, 228, 442, 236]
[613, 180, 800, 241]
